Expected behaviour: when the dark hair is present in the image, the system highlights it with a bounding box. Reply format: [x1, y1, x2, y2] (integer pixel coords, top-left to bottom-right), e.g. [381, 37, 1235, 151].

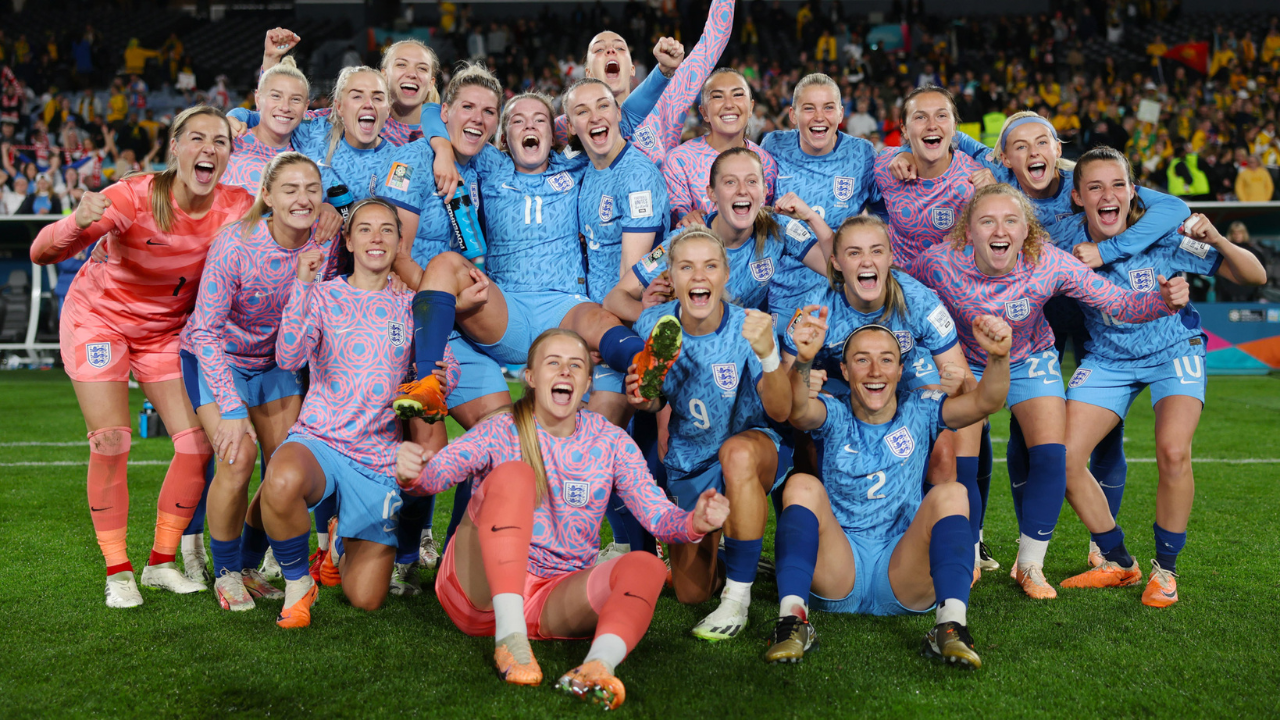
[1071, 145, 1147, 227]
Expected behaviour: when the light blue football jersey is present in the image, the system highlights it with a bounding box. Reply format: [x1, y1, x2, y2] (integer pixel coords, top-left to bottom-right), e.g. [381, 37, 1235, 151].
[635, 301, 770, 476]
[811, 389, 949, 539]
[375, 139, 481, 269]
[578, 143, 670, 303]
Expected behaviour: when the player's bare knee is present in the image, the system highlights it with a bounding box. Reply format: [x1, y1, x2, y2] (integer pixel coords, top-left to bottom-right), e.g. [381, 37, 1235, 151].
[89, 428, 128, 453]
[423, 251, 471, 292]
[782, 473, 826, 509]
[673, 577, 713, 605]
[262, 463, 305, 505]
[346, 587, 387, 612]
[719, 438, 760, 481]
[926, 481, 969, 517]
[1155, 441, 1190, 472]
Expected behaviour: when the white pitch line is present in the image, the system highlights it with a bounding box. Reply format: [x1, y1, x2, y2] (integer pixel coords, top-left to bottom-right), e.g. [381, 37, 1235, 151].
[0, 441, 86, 447]
[0, 460, 171, 467]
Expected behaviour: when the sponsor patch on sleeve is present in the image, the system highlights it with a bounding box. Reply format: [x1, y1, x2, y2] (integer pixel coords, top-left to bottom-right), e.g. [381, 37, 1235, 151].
[629, 190, 653, 219]
[1179, 236, 1210, 258]
[641, 244, 667, 272]
[785, 219, 812, 242]
[927, 305, 955, 336]
[384, 162, 413, 192]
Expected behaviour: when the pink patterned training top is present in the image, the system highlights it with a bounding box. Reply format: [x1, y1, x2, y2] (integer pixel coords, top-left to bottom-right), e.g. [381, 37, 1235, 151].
[553, 0, 735, 168]
[223, 132, 293, 193]
[662, 136, 778, 223]
[401, 410, 704, 578]
[873, 149, 983, 269]
[276, 276, 459, 476]
[180, 219, 323, 418]
[911, 242, 1173, 368]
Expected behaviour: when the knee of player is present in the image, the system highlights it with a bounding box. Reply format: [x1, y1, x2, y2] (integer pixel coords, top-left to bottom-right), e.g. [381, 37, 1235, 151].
[346, 587, 387, 612]
[616, 550, 666, 584]
[262, 463, 306, 504]
[672, 577, 713, 606]
[781, 473, 827, 510]
[718, 437, 761, 479]
[926, 480, 969, 516]
[1154, 440, 1192, 472]
[88, 427, 130, 453]
[223, 445, 259, 484]
[424, 251, 474, 288]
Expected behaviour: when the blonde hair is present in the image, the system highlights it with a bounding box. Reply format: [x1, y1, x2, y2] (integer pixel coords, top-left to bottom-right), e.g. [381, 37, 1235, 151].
[125, 105, 231, 233]
[791, 72, 840, 109]
[991, 110, 1075, 172]
[668, 225, 729, 268]
[708, 147, 779, 260]
[498, 92, 557, 152]
[512, 329, 594, 505]
[950, 183, 1047, 266]
[238, 151, 321, 235]
[325, 66, 388, 165]
[381, 39, 441, 104]
[257, 55, 310, 96]
[828, 216, 909, 323]
[443, 61, 501, 107]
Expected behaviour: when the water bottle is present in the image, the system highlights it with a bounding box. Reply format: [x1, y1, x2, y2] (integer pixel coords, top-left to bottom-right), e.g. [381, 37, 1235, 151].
[138, 400, 166, 439]
[327, 185, 355, 277]
[445, 185, 486, 269]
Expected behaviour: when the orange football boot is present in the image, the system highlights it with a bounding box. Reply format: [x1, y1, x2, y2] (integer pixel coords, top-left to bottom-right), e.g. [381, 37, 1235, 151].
[632, 315, 682, 400]
[1015, 563, 1058, 599]
[1061, 561, 1142, 588]
[318, 516, 341, 587]
[275, 581, 319, 629]
[557, 660, 626, 710]
[392, 375, 448, 422]
[494, 633, 542, 686]
[1141, 560, 1179, 608]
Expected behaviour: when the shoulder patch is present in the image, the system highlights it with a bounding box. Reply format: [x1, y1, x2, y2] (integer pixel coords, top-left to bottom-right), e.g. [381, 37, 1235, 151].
[384, 162, 413, 192]
[629, 190, 653, 219]
[785, 219, 811, 242]
[1179, 235, 1210, 258]
[641, 244, 667, 272]
[919, 389, 945, 402]
[547, 171, 574, 192]
[926, 305, 955, 336]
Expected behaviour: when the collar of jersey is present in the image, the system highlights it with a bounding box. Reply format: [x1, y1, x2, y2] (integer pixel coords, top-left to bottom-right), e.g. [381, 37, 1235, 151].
[673, 300, 731, 336]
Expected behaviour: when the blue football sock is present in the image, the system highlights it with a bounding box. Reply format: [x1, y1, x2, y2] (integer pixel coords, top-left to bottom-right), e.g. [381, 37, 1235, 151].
[210, 537, 240, 578]
[599, 325, 646, 375]
[268, 531, 312, 582]
[240, 522, 269, 570]
[775, 505, 819, 603]
[444, 478, 473, 549]
[929, 514, 973, 611]
[313, 493, 337, 538]
[412, 290, 456, 372]
[723, 537, 764, 585]
[955, 457, 981, 546]
[396, 496, 431, 565]
[1153, 523, 1186, 574]
[976, 423, 992, 528]
[1021, 444, 1067, 540]
[1090, 524, 1133, 566]
[1007, 416, 1030, 528]
[603, 492, 630, 547]
[1090, 420, 1127, 520]
[182, 457, 215, 535]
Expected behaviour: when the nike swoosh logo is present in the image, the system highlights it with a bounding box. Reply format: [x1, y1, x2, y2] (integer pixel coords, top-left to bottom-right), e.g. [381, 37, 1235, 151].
[501, 183, 520, 191]
[843, 444, 858, 453]
[778, 175, 794, 179]
[491, 525, 520, 532]
[623, 590, 651, 607]
[1036, 530, 1052, 536]
[91, 506, 112, 512]
[383, 524, 396, 532]
[1011, 482, 1027, 488]
[1160, 589, 1177, 599]
[176, 502, 197, 509]
[145, 239, 169, 246]
[1098, 482, 1124, 488]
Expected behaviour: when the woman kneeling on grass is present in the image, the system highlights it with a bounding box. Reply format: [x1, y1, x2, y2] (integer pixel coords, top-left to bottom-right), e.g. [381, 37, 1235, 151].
[394, 328, 728, 711]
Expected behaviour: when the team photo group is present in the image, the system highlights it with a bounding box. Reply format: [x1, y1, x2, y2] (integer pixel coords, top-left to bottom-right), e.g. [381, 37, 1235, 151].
[31, 1, 1268, 711]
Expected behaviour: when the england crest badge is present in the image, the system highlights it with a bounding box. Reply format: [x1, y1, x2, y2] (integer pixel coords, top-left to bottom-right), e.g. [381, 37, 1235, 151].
[712, 363, 739, 392]
[563, 480, 590, 507]
[884, 427, 916, 458]
[1128, 268, 1156, 292]
[1004, 298, 1031, 322]
[388, 321, 406, 347]
[833, 176, 856, 202]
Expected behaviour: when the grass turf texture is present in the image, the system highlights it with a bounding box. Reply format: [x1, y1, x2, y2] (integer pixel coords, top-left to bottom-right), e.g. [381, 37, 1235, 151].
[3, 368, 1279, 718]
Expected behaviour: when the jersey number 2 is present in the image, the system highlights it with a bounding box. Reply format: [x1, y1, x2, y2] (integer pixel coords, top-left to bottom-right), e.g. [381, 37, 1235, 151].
[865, 471, 887, 500]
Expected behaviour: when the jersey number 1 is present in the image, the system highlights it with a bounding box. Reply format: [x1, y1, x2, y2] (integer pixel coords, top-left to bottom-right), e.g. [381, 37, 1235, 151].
[524, 195, 543, 225]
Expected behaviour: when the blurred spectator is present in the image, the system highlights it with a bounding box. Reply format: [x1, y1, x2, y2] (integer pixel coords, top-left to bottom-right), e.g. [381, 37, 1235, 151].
[1215, 222, 1268, 302]
[1167, 139, 1209, 200]
[1235, 155, 1275, 201]
[17, 172, 60, 215]
[2, 174, 28, 214]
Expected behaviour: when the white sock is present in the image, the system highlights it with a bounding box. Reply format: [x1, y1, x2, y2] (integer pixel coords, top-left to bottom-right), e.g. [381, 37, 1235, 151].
[420, 528, 434, 542]
[974, 542, 981, 565]
[936, 599, 968, 626]
[283, 575, 314, 606]
[778, 594, 807, 619]
[722, 578, 752, 607]
[1017, 534, 1050, 568]
[610, 542, 631, 553]
[317, 532, 330, 551]
[181, 534, 200, 553]
[583, 633, 628, 674]
[979, 528, 985, 542]
[492, 593, 527, 641]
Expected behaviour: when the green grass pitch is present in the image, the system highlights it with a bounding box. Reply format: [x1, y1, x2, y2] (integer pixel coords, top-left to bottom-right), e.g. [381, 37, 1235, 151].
[2, 368, 1279, 718]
